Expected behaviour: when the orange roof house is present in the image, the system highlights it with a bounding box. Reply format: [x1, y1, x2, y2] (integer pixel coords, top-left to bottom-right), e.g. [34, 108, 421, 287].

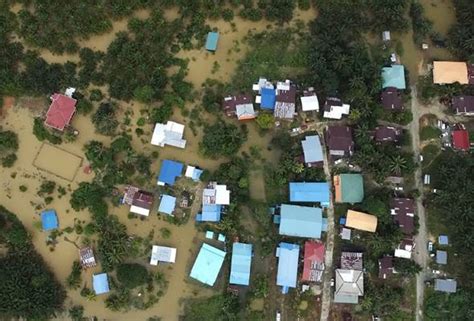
[345, 210, 378, 232]
[433, 61, 469, 85]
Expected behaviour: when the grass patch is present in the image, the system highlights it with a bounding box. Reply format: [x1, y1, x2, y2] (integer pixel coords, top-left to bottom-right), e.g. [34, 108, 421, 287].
[419, 126, 441, 141]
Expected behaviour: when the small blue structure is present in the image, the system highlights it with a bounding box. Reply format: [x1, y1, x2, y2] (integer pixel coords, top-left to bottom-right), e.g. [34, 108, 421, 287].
[218, 234, 226, 242]
[185, 165, 203, 181]
[260, 88, 276, 110]
[339, 217, 346, 225]
[230, 243, 252, 286]
[190, 243, 226, 286]
[205, 231, 214, 239]
[92, 273, 110, 295]
[382, 65, 406, 89]
[289, 182, 330, 206]
[158, 195, 176, 215]
[279, 204, 323, 238]
[273, 215, 281, 224]
[41, 210, 58, 231]
[276, 242, 300, 292]
[302, 135, 323, 164]
[438, 235, 449, 245]
[157, 160, 183, 186]
[196, 204, 222, 222]
[322, 218, 328, 232]
[436, 250, 447, 265]
[205, 32, 219, 51]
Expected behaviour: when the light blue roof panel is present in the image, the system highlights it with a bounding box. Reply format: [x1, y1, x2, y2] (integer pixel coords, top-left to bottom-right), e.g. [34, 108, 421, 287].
[230, 242, 252, 286]
[302, 135, 323, 163]
[190, 243, 226, 286]
[289, 182, 330, 204]
[438, 235, 449, 245]
[158, 195, 176, 215]
[199, 204, 222, 222]
[382, 65, 406, 89]
[205, 32, 219, 51]
[276, 242, 299, 289]
[436, 250, 447, 265]
[41, 210, 58, 231]
[279, 204, 323, 238]
[93, 273, 110, 295]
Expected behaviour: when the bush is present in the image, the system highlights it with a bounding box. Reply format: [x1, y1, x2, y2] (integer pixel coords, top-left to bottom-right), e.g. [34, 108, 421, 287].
[76, 99, 94, 115]
[199, 122, 247, 158]
[89, 89, 104, 101]
[221, 8, 234, 21]
[92, 102, 118, 136]
[38, 180, 56, 196]
[419, 126, 441, 141]
[255, 113, 274, 129]
[2, 153, 17, 167]
[239, 8, 263, 21]
[66, 260, 82, 290]
[116, 263, 149, 289]
[33, 118, 62, 144]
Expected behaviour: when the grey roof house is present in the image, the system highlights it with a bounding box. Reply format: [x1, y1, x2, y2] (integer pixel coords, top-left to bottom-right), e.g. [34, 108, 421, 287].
[435, 279, 457, 293]
[274, 80, 297, 119]
[301, 135, 323, 167]
[436, 250, 447, 265]
[334, 269, 364, 304]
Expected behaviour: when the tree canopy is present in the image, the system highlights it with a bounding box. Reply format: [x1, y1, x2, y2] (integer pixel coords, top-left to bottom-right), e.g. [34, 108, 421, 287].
[199, 122, 247, 158]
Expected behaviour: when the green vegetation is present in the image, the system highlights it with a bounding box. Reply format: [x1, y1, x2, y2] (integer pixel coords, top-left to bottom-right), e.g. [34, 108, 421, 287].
[0, 205, 65, 319]
[116, 263, 149, 289]
[200, 122, 247, 158]
[361, 280, 411, 320]
[33, 117, 62, 144]
[92, 102, 119, 136]
[0, 129, 18, 167]
[393, 258, 422, 277]
[419, 126, 441, 141]
[38, 180, 56, 196]
[255, 113, 274, 130]
[76, 98, 94, 115]
[424, 288, 474, 321]
[183, 293, 240, 321]
[66, 260, 82, 290]
[68, 305, 85, 321]
[368, 0, 409, 32]
[409, 1, 433, 45]
[448, 0, 474, 60]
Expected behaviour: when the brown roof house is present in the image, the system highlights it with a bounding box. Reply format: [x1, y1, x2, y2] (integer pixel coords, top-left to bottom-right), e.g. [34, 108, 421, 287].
[274, 80, 297, 119]
[378, 256, 394, 279]
[326, 126, 354, 160]
[433, 61, 469, 84]
[451, 96, 474, 116]
[374, 126, 401, 143]
[122, 185, 154, 217]
[334, 252, 364, 304]
[468, 64, 474, 84]
[79, 246, 97, 268]
[390, 198, 415, 235]
[222, 94, 256, 120]
[381, 87, 403, 111]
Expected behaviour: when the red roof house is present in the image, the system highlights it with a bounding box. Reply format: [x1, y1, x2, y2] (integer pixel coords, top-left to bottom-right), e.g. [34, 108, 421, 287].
[302, 241, 325, 282]
[44, 93, 77, 131]
[452, 129, 470, 151]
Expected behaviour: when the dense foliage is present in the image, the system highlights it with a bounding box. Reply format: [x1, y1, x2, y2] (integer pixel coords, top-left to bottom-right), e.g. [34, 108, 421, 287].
[424, 288, 474, 321]
[0, 129, 18, 167]
[92, 102, 119, 136]
[116, 263, 149, 289]
[183, 293, 240, 321]
[448, 0, 474, 60]
[200, 122, 247, 158]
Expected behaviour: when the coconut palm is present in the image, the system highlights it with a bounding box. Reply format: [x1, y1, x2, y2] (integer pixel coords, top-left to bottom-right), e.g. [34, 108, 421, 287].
[389, 155, 407, 176]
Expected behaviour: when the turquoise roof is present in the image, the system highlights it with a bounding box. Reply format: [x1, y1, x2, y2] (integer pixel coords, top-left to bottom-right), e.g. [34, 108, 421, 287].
[93, 273, 110, 295]
[41, 210, 58, 231]
[190, 243, 226, 286]
[339, 174, 364, 203]
[382, 65, 406, 89]
[279, 204, 323, 238]
[229, 242, 252, 286]
[205, 32, 219, 51]
[158, 195, 176, 215]
[289, 182, 330, 205]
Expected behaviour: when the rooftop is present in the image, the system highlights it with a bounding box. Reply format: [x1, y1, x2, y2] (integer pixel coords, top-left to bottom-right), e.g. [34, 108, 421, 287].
[451, 96, 474, 115]
[374, 126, 401, 143]
[185, 166, 203, 181]
[229, 242, 253, 286]
[334, 174, 364, 203]
[150, 245, 177, 265]
[341, 252, 363, 270]
[276, 242, 300, 289]
[260, 87, 276, 110]
[190, 243, 226, 286]
[41, 209, 58, 231]
[130, 190, 154, 216]
[302, 135, 323, 164]
[205, 32, 219, 51]
[289, 182, 330, 206]
[93, 273, 110, 295]
[378, 256, 394, 279]
[323, 97, 350, 119]
[381, 87, 403, 110]
[382, 65, 406, 89]
[326, 126, 354, 157]
[438, 235, 449, 245]
[279, 204, 324, 238]
[436, 250, 447, 265]
[390, 198, 415, 235]
[151, 121, 187, 149]
[345, 210, 378, 232]
[433, 61, 468, 84]
[158, 195, 176, 215]
[434, 279, 457, 293]
[452, 129, 470, 151]
[44, 93, 77, 131]
[302, 241, 325, 282]
[334, 269, 363, 304]
[301, 90, 319, 111]
[157, 160, 184, 186]
[79, 246, 96, 268]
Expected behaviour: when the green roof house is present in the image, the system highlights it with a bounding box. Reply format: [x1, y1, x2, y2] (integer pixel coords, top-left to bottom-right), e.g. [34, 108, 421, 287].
[382, 65, 406, 90]
[334, 174, 364, 203]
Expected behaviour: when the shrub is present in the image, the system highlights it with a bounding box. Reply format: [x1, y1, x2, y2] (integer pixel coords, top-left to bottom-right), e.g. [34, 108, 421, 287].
[2, 153, 17, 167]
[76, 99, 93, 115]
[221, 8, 234, 21]
[66, 260, 82, 290]
[89, 89, 103, 101]
[92, 102, 118, 136]
[199, 122, 247, 158]
[419, 126, 441, 141]
[33, 118, 62, 144]
[255, 113, 274, 129]
[116, 263, 149, 289]
[38, 180, 56, 196]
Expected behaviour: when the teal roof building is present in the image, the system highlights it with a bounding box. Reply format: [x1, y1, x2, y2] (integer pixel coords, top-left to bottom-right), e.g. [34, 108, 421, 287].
[382, 65, 406, 90]
[229, 242, 252, 286]
[190, 243, 226, 286]
[335, 173, 364, 203]
[205, 32, 219, 51]
[279, 204, 323, 238]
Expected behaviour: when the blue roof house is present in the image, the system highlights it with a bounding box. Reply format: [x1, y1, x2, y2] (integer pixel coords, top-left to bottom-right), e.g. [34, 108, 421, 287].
[158, 195, 176, 215]
[157, 160, 183, 186]
[41, 210, 58, 231]
[276, 242, 300, 293]
[196, 204, 222, 222]
[279, 204, 323, 238]
[230, 242, 253, 286]
[438, 235, 449, 245]
[382, 65, 406, 89]
[289, 182, 330, 206]
[93, 273, 110, 295]
[260, 88, 276, 110]
[205, 32, 219, 51]
[436, 250, 447, 265]
[190, 243, 226, 286]
[302, 135, 323, 164]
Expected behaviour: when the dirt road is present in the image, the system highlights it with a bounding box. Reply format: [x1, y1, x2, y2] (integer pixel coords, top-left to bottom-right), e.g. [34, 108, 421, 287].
[320, 126, 335, 321]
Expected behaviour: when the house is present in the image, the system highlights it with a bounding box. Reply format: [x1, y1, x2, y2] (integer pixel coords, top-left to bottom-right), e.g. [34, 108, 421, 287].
[452, 129, 470, 151]
[333, 174, 364, 204]
[289, 182, 330, 206]
[123, 186, 154, 216]
[274, 80, 297, 119]
[157, 160, 184, 186]
[300, 88, 319, 112]
[41, 210, 58, 231]
[381, 87, 403, 111]
[260, 87, 276, 110]
[374, 126, 401, 143]
[382, 65, 406, 90]
[340, 227, 351, 240]
[222, 95, 256, 120]
[334, 269, 364, 304]
[158, 195, 176, 216]
[302, 241, 325, 282]
[92, 273, 110, 295]
[301, 135, 324, 167]
[469, 64, 474, 84]
[150, 245, 177, 265]
[185, 165, 203, 181]
[323, 97, 350, 119]
[451, 96, 474, 116]
[345, 210, 378, 232]
[390, 198, 415, 235]
[433, 61, 468, 84]
[276, 242, 300, 293]
[196, 182, 230, 222]
[79, 246, 97, 268]
[378, 256, 394, 279]
[434, 279, 457, 293]
[341, 252, 363, 270]
[44, 93, 77, 131]
[190, 243, 226, 286]
[205, 32, 219, 51]
[436, 250, 447, 265]
[438, 235, 449, 245]
[229, 242, 253, 286]
[326, 126, 354, 160]
[252, 77, 273, 93]
[151, 121, 187, 148]
[394, 238, 415, 259]
[279, 204, 325, 238]
[382, 31, 391, 41]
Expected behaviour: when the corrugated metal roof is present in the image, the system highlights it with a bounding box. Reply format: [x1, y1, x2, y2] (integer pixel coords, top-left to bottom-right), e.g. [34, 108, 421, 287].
[382, 65, 406, 89]
[276, 242, 299, 289]
[93, 273, 110, 295]
[335, 174, 364, 203]
[436, 250, 447, 265]
[279, 204, 323, 238]
[435, 279, 457, 293]
[158, 195, 176, 215]
[289, 182, 330, 205]
[346, 210, 378, 232]
[205, 32, 219, 51]
[301, 135, 323, 164]
[157, 160, 183, 186]
[260, 88, 276, 110]
[190, 243, 226, 286]
[230, 243, 252, 286]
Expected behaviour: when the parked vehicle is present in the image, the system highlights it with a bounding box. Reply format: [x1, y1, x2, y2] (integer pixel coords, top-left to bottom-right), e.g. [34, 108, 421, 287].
[427, 241, 433, 252]
[276, 311, 281, 321]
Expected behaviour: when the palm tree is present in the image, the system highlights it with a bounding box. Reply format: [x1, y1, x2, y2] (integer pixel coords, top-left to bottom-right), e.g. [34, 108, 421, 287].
[389, 155, 407, 176]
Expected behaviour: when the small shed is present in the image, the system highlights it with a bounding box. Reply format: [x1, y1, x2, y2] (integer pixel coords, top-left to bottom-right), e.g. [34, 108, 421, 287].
[438, 235, 449, 245]
[436, 250, 447, 265]
[341, 228, 351, 240]
[382, 31, 391, 41]
[218, 234, 226, 242]
[158, 195, 177, 215]
[150, 245, 177, 265]
[92, 273, 110, 295]
[185, 166, 203, 181]
[205, 32, 219, 51]
[41, 210, 58, 231]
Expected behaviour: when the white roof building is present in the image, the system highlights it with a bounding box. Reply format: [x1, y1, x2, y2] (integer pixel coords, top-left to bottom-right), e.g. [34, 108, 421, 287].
[203, 182, 230, 205]
[151, 121, 187, 148]
[301, 95, 319, 112]
[150, 245, 177, 265]
[252, 77, 274, 93]
[323, 104, 350, 119]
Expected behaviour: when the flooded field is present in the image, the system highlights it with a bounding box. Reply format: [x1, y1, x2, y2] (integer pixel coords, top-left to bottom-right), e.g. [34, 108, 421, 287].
[33, 143, 83, 181]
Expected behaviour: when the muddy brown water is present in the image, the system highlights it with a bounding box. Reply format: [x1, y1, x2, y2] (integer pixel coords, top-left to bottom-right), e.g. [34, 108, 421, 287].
[1, 6, 317, 321]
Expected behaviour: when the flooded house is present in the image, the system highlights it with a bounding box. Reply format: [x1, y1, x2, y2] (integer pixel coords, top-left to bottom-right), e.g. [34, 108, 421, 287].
[185, 165, 203, 181]
[41, 209, 58, 231]
[451, 96, 474, 116]
[196, 182, 230, 222]
[92, 273, 110, 295]
[79, 246, 97, 268]
[205, 31, 219, 51]
[381, 87, 403, 111]
[436, 250, 448, 265]
[301, 241, 325, 283]
[374, 126, 401, 143]
[345, 210, 378, 233]
[157, 160, 184, 186]
[300, 88, 319, 112]
[432, 61, 469, 85]
[150, 245, 177, 265]
[334, 252, 364, 304]
[190, 243, 226, 286]
[229, 242, 253, 286]
[276, 242, 300, 294]
[326, 126, 354, 161]
[158, 194, 176, 216]
[333, 173, 364, 204]
[301, 135, 324, 167]
[378, 256, 394, 279]
[278, 204, 326, 238]
[382, 65, 406, 90]
[122, 185, 154, 217]
[222, 94, 256, 120]
[289, 182, 330, 207]
[323, 97, 350, 120]
[44, 93, 77, 131]
[274, 80, 297, 119]
[151, 121, 187, 149]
